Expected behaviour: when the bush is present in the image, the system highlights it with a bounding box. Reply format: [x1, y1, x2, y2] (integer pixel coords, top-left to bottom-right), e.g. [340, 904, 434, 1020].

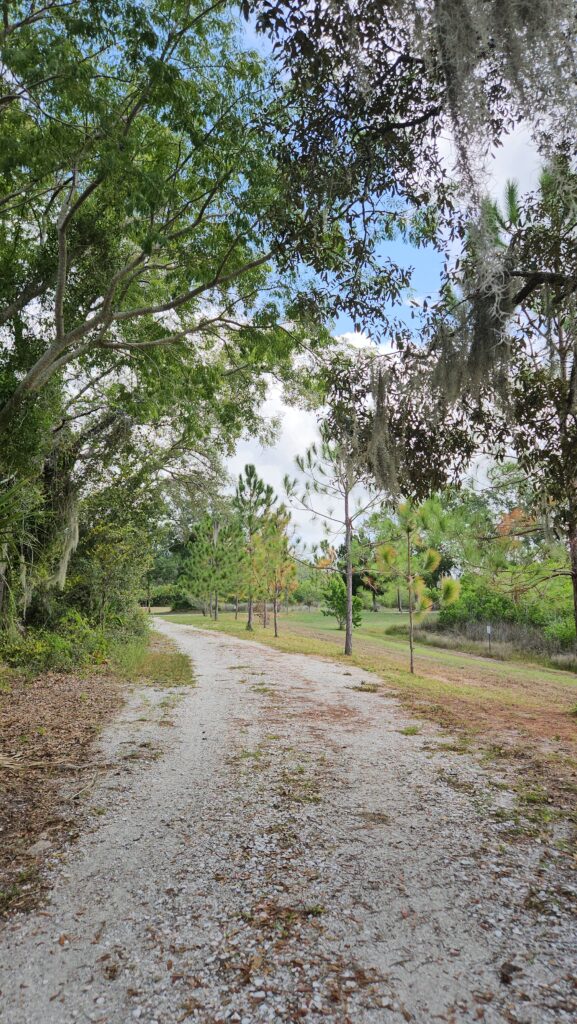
[438, 575, 520, 628]
[543, 618, 576, 650]
[0, 610, 107, 674]
[321, 575, 362, 630]
[435, 573, 577, 656]
[107, 605, 150, 640]
[2, 630, 77, 674]
[357, 587, 376, 611]
[67, 522, 150, 628]
[142, 583, 180, 608]
[59, 609, 105, 661]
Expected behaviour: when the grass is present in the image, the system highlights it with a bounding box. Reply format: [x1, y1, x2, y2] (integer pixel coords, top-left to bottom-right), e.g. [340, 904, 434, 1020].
[108, 632, 195, 688]
[159, 609, 577, 816]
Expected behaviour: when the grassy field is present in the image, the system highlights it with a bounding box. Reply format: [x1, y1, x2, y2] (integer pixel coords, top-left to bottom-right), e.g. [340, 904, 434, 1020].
[159, 607, 577, 817]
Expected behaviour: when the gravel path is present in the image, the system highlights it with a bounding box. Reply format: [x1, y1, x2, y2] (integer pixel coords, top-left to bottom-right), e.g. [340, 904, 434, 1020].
[1, 620, 575, 1024]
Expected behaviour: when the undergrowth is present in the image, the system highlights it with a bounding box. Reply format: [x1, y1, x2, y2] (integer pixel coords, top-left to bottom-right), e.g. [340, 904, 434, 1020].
[107, 633, 195, 688]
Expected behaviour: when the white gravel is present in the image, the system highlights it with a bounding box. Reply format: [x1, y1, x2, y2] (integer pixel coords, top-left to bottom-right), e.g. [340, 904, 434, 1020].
[0, 619, 575, 1024]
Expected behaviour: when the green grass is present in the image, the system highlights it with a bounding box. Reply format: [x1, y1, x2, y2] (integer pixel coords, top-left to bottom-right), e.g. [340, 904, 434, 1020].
[161, 610, 576, 709]
[290, 607, 413, 636]
[167, 608, 577, 688]
[108, 635, 195, 688]
[284, 609, 577, 686]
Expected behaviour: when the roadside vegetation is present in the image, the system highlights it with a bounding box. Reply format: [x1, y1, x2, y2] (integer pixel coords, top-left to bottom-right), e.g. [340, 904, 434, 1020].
[0, 630, 193, 918]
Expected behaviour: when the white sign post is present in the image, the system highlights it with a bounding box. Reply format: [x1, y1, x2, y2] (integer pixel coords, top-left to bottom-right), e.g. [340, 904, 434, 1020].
[486, 623, 492, 655]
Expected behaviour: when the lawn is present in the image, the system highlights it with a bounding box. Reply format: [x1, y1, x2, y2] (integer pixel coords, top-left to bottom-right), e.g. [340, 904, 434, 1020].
[160, 608, 577, 816]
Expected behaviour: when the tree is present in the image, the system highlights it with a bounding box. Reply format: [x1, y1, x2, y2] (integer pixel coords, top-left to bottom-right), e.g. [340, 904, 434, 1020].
[234, 465, 277, 631]
[0, 1, 338, 429]
[432, 471, 577, 647]
[66, 522, 151, 632]
[286, 428, 381, 655]
[295, 568, 324, 611]
[253, 506, 296, 636]
[432, 162, 577, 638]
[253, 1, 577, 189]
[376, 500, 460, 673]
[179, 503, 246, 619]
[351, 527, 383, 611]
[0, 0, 342, 638]
[322, 574, 362, 632]
[321, 347, 477, 507]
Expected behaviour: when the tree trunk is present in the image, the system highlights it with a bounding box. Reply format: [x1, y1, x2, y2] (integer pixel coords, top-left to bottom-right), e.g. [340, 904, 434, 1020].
[344, 489, 353, 656]
[235, 594, 239, 619]
[407, 529, 414, 675]
[263, 600, 267, 628]
[0, 338, 69, 430]
[273, 595, 279, 637]
[20, 550, 29, 620]
[208, 591, 213, 619]
[247, 593, 253, 631]
[397, 587, 402, 613]
[568, 516, 577, 641]
[214, 592, 219, 621]
[0, 544, 8, 622]
[372, 589, 377, 612]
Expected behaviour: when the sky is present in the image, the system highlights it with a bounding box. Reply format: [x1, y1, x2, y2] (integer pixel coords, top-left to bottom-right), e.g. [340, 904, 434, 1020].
[227, 24, 545, 545]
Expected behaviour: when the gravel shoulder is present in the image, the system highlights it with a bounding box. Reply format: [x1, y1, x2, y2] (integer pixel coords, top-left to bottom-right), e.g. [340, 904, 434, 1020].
[0, 619, 575, 1024]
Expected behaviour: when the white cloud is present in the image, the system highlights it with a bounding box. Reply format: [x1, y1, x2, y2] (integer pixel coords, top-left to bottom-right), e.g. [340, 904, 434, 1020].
[227, 382, 330, 546]
[484, 125, 542, 200]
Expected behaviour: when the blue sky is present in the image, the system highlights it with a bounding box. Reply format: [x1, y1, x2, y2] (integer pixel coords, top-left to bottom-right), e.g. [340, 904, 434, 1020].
[332, 238, 444, 337]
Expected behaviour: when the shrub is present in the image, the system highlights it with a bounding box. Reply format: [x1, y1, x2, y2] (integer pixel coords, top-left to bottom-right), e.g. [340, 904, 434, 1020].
[0, 610, 107, 674]
[435, 572, 577, 657]
[357, 586, 375, 611]
[109, 605, 150, 640]
[0, 630, 74, 673]
[321, 575, 362, 630]
[57, 609, 105, 658]
[438, 575, 520, 628]
[67, 523, 150, 629]
[543, 618, 576, 650]
[142, 583, 181, 608]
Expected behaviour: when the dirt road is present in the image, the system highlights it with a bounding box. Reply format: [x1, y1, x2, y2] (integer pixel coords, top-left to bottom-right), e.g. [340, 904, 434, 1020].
[1, 621, 575, 1024]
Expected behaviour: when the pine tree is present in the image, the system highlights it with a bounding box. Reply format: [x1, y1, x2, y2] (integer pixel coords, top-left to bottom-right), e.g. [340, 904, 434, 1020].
[376, 501, 460, 674]
[233, 465, 277, 631]
[253, 507, 296, 636]
[286, 430, 381, 656]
